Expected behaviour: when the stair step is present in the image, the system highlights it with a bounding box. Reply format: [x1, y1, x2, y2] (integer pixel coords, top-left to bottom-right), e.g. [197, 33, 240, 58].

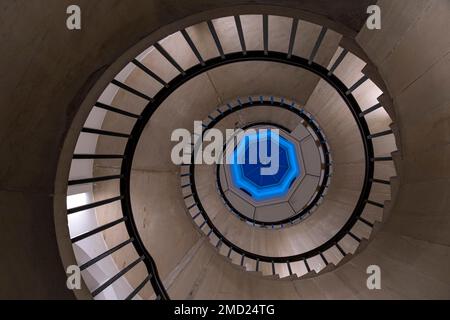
[297, 270, 318, 280]
[339, 36, 370, 63]
[381, 200, 393, 223]
[390, 176, 400, 204]
[391, 150, 402, 177]
[369, 221, 383, 241]
[354, 238, 370, 254]
[389, 123, 401, 150]
[377, 93, 396, 121]
[361, 64, 388, 94]
[335, 253, 354, 268]
[316, 262, 336, 275]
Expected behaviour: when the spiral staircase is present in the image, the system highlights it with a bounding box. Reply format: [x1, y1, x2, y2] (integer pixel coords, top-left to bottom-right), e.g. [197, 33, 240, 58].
[64, 13, 401, 299]
[1, 0, 449, 300]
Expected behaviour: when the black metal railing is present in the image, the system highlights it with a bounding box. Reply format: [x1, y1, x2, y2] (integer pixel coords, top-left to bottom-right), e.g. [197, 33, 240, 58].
[67, 13, 396, 297]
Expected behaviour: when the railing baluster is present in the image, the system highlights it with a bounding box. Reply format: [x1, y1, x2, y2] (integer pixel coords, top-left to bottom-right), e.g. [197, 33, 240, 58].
[309, 27, 327, 65]
[358, 216, 374, 227]
[328, 48, 348, 76]
[73, 154, 125, 159]
[92, 256, 144, 297]
[67, 195, 124, 214]
[94, 102, 140, 119]
[359, 102, 382, 117]
[68, 174, 123, 186]
[227, 247, 233, 258]
[348, 231, 361, 242]
[234, 16, 246, 55]
[80, 238, 134, 270]
[181, 29, 205, 66]
[319, 252, 329, 265]
[263, 14, 268, 55]
[336, 243, 346, 257]
[71, 217, 127, 243]
[304, 258, 311, 272]
[372, 156, 393, 162]
[207, 20, 225, 59]
[287, 18, 299, 59]
[132, 59, 168, 88]
[192, 211, 202, 220]
[179, 173, 191, 178]
[125, 275, 152, 300]
[368, 129, 393, 139]
[371, 178, 390, 185]
[346, 75, 369, 95]
[111, 79, 153, 101]
[287, 261, 293, 276]
[186, 203, 196, 210]
[81, 127, 131, 138]
[153, 43, 186, 75]
[366, 200, 385, 208]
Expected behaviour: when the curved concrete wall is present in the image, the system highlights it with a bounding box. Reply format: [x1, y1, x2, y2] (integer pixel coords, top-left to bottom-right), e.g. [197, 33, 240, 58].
[2, 0, 448, 300]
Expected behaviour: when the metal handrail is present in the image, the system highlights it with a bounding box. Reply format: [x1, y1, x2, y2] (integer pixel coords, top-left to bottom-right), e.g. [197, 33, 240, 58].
[68, 14, 396, 298]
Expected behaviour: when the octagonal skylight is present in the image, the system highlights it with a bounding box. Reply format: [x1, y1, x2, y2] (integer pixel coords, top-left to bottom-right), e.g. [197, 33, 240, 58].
[229, 130, 300, 201]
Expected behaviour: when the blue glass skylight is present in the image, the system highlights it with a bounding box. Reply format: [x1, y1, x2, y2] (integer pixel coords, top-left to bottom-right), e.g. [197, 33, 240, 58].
[229, 130, 300, 201]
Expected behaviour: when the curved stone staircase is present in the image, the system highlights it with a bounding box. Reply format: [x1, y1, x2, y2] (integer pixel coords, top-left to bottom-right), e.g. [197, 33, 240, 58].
[66, 13, 400, 298]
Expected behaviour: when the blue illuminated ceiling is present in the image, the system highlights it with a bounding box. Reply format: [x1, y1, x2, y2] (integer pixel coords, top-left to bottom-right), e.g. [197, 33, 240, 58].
[229, 130, 300, 202]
